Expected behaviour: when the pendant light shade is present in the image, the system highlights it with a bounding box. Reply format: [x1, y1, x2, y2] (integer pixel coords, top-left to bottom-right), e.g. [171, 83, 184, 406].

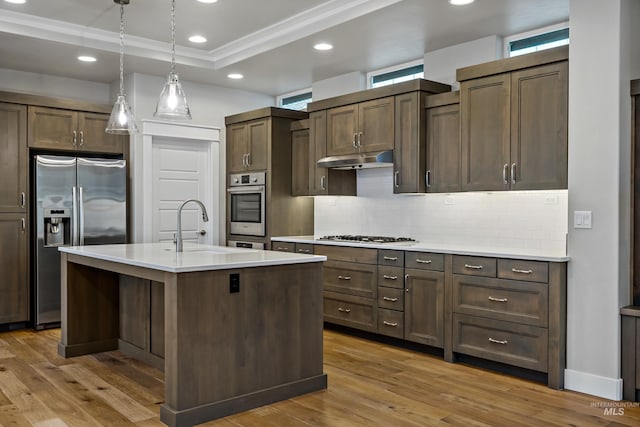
[106, 0, 138, 135]
[154, 0, 192, 120]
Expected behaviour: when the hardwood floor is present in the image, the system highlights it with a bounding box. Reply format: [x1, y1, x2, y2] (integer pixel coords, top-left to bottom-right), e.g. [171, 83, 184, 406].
[0, 327, 638, 426]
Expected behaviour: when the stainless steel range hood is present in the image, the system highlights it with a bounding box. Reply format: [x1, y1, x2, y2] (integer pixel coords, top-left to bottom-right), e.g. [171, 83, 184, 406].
[317, 150, 393, 169]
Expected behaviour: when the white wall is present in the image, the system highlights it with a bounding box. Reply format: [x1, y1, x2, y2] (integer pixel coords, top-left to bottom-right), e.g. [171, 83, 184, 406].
[564, 0, 629, 400]
[423, 35, 503, 88]
[312, 71, 366, 101]
[126, 73, 275, 243]
[0, 68, 110, 104]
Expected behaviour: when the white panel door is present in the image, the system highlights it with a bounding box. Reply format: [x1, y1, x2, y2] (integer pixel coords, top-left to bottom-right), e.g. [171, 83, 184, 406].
[152, 138, 213, 245]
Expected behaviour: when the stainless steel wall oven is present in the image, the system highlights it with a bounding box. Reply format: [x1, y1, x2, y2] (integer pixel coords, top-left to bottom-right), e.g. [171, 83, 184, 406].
[227, 171, 266, 237]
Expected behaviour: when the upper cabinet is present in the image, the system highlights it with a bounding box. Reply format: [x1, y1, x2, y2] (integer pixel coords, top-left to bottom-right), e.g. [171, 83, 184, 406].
[291, 119, 310, 197]
[227, 118, 269, 173]
[327, 97, 395, 156]
[458, 46, 568, 191]
[28, 106, 125, 154]
[0, 102, 27, 213]
[425, 92, 461, 193]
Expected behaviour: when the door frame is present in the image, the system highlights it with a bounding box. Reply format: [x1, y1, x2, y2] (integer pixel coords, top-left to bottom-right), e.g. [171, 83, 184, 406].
[136, 120, 221, 244]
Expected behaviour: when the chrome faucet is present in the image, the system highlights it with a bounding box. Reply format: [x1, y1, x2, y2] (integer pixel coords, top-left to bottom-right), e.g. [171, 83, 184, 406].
[176, 199, 209, 252]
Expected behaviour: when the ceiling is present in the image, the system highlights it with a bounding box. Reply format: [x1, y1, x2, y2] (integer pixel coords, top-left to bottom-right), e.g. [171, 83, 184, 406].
[0, 0, 569, 97]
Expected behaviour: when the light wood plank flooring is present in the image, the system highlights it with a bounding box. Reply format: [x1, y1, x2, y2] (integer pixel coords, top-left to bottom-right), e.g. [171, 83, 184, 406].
[0, 327, 638, 426]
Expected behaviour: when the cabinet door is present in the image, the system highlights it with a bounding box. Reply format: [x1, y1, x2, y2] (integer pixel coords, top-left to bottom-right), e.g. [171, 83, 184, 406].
[227, 123, 248, 173]
[291, 128, 310, 196]
[28, 106, 78, 150]
[247, 119, 269, 171]
[358, 96, 395, 153]
[427, 102, 461, 193]
[0, 214, 28, 324]
[78, 112, 125, 154]
[460, 74, 510, 191]
[0, 103, 27, 213]
[393, 92, 424, 193]
[404, 268, 444, 348]
[510, 61, 568, 190]
[327, 104, 358, 156]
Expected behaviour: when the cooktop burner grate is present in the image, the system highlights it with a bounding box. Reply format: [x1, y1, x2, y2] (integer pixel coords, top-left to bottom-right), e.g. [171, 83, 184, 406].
[317, 235, 416, 244]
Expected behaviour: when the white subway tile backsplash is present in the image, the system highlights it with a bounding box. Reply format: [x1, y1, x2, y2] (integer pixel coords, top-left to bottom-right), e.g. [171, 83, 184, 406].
[314, 168, 568, 256]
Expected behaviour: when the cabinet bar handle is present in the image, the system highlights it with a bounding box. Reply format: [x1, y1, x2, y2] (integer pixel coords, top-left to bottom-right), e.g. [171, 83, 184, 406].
[383, 297, 398, 302]
[276, 247, 289, 251]
[297, 249, 311, 253]
[488, 296, 508, 302]
[20, 192, 25, 208]
[464, 264, 483, 270]
[72, 130, 77, 146]
[338, 275, 351, 280]
[394, 170, 400, 188]
[488, 338, 508, 345]
[416, 259, 432, 264]
[338, 307, 351, 313]
[426, 170, 431, 188]
[21, 218, 25, 231]
[383, 256, 398, 261]
[357, 131, 363, 148]
[503, 163, 508, 184]
[511, 268, 533, 274]
[511, 163, 516, 184]
[352, 133, 357, 148]
[79, 131, 84, 146]
[320, 175, 326, 191]
[383, 275, 398, 280]
[246, 153, 251, 166]
[383, 321, 398, 327]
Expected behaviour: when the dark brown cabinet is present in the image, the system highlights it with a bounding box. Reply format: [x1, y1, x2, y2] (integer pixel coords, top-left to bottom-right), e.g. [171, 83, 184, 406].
[404, 256, 445, 348]
[0, 213, 28, 324]
[0, 102, 27, 213]
[326, 97, 394, 156]
[227, 118, 268, 173]
[291, 121, 310, 196]
[393, 92, 425, 193]
[28, 106, 125, 154]
[426, 92, 461, 193]
[458, 46, 568, 191]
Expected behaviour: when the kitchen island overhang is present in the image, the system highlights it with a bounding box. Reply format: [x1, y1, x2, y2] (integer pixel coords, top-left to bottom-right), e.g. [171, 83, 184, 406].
[58, 243, 327, 427]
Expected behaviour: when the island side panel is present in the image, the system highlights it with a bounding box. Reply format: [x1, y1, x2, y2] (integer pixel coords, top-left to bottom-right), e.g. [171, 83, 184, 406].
[58, 252, 120, 357]
[162, 262, 326, 426]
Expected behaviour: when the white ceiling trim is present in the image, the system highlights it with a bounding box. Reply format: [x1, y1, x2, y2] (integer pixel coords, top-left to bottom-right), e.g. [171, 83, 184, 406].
[209, 0, 405, 69]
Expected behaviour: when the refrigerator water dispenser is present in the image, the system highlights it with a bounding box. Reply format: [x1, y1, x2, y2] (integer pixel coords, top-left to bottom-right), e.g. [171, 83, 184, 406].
[43, 208, 70, 247]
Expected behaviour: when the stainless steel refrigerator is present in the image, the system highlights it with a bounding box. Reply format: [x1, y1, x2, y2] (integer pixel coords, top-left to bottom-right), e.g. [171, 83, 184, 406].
[34, 155, 127, 329]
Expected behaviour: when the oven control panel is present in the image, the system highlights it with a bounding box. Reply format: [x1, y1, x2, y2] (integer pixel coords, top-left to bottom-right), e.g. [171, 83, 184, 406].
[229, 172, 266, 186]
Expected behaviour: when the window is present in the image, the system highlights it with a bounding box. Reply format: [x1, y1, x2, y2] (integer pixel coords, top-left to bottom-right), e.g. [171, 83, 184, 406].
[367, 60, 424, 89]
[278, 89, 312, 111]
[505, 24, 569, 57]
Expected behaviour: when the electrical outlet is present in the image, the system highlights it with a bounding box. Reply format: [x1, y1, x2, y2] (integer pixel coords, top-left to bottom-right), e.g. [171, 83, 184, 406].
[229, 273, 240, 293]
[544, 195, 559, 205]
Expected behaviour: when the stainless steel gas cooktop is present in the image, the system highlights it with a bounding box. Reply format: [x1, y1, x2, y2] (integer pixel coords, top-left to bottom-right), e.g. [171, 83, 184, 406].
[317, 235, 416, 244]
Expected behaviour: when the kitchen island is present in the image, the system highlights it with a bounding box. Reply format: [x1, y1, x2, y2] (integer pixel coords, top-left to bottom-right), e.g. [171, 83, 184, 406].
[57, 243, 327, 427]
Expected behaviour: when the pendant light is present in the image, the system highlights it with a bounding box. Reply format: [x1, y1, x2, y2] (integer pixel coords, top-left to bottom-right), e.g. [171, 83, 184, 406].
[154, 0, 192, 120]
[106, 0, 138, 135]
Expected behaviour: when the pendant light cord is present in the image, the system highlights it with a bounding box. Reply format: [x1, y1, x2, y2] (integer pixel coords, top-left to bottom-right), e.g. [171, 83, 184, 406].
[170, 0, 176, 74]
[119, 2, 125, 96]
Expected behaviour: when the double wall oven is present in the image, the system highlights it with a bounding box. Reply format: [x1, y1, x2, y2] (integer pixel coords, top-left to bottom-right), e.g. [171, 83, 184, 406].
[227, 171, 266, 249]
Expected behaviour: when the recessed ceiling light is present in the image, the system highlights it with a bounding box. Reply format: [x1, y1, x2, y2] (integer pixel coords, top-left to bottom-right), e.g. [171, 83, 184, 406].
[77, 56, 97, 63]
[188, 35, 207, 43]
[314, 43, 333, 51]
[4, 0, 27, 4]
[197, 0, 218, 3]
[228, 73, 243, 80]
[449, 0, 475, 5]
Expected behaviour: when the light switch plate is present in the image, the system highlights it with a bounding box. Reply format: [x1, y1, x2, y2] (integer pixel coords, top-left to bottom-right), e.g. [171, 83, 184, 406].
[574, 211, 592, 229]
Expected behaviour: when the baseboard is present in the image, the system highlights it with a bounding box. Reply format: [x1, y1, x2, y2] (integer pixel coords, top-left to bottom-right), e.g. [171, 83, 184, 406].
[564, 369, 623, 400]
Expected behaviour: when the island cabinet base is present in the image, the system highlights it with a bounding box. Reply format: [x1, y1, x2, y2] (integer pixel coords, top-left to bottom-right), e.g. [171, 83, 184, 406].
[58, 252, 327, 427]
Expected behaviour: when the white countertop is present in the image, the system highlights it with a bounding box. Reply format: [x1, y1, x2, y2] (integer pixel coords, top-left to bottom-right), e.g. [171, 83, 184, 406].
[59, 242, 326, 273]
[272, 236, 570, 262]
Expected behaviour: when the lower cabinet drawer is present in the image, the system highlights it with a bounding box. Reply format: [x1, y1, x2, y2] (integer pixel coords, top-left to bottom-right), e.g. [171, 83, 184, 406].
[377, 308, 404, 339]
[271, 242, 294, 252]
[323, 260, 377, 298]
[323, 291, 376, 332]
[452, 314, 548, 372]
[377, 286, 404, 310]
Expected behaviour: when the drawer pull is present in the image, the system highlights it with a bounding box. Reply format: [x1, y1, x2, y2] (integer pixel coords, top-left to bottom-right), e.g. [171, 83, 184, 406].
[337, 307, 351, 313]
[488, 296, 508, 302]
[297, 249, 311, 253]
[383, 256, 398, 261]
[464, 264, 483, 270]
[383, 321, 398, 327]
[338, 275, 351, 280]
[488, 337, 508, 345]
[511, 268, 533, 274]
[383, 274, 398, 280]
[383, 296, 398, 302]
[416, 259, 432, 264]
[276, 247, 290, 251]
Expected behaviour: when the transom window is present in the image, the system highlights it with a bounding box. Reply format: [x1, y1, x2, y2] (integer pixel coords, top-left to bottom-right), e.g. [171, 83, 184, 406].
[278, 89, 312, 111]
[367, 60, 424, 89]
[506, 25, 569, 57]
